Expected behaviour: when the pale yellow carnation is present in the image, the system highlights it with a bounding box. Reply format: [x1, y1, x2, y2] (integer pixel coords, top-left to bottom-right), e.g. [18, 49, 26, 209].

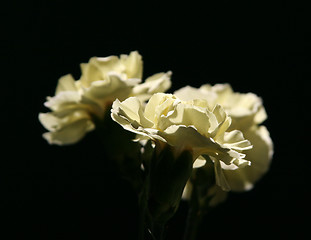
[177, 84, 273, 204]
[39, 51, 171, 145]
[175, 84, 267, 131]
[111, 93, 253, 191]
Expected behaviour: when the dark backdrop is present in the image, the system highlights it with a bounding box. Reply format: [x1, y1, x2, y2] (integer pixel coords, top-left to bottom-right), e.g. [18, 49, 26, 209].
[3, 1, 309, 239]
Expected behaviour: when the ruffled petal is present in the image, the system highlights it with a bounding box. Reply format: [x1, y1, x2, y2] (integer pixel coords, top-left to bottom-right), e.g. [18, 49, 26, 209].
[42, 118, 95, 145]
[79, 56, 121, 87]
[120, 51, 143, 79]
[174, 85, 217, 108]
[131, 71, 172, 102]
[144, 93, 177, 125]
[158, 103, 212, 135]
[44, 91, 81, 112]
[39, 109, 94, 145]
[160, 125, 229, 159]
[55, 74, 78, 94]
[82, 73, 140, 108]
[223, 126, 273, 191]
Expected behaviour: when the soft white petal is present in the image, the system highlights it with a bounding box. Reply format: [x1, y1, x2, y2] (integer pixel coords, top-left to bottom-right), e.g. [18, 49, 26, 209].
[144, 93, 177, 125]
[158, 103, 212, 136]
[79, 56, 121, 87]
[132, 71, 172, 98]
[111, 97, 153, 127]
[39, 110, 92, 132]
[44, 91, 81, 111]
[55, 74, 78, 94]
[174, 85, 217, 107]
[42, 118, 95, 145]
[223, 126, 273, 191]
[160, 125, 230, 161]
[120, 51, 143, 79]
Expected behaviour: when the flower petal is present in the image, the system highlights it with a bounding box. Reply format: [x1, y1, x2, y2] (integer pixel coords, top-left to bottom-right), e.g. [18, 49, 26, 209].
[42, 118, 94, 145]
[55, 74, 78, 94]
[223, 126, 273, 191]
[44, 91, 81, 111]
[79, 56, 121, 87]
[158, 102, 211, 136]
[131, 71, 172, 102]
[160, 125, 230, 160]
[120, 51, 143, 79]
[144, 93, 177, 125]
[174, 85, 217, 107]
[39, 110, 92, 132]
[82, 73, 136, 104]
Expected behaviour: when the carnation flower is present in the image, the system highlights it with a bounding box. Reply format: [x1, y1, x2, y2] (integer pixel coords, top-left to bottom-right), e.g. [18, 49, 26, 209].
[111, 93, 253, 191]
[175, 83, 267, 131]
[39, 51, 171, 145]
[176, 84, 273, 204]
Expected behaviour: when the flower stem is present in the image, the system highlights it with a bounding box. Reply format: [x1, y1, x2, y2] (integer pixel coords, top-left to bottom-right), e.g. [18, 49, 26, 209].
[138, 158, 152, 240]
[183, 184, 202, 240]
[138, 185, 147, 240]
[151, 222, 165, 240]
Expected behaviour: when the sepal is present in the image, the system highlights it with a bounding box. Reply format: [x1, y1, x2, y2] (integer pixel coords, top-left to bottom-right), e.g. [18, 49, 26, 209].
[148, 145, 193, 224]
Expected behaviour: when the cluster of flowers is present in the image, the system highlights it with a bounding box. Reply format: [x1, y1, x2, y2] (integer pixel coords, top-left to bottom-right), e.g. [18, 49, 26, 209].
[39, 51, 273, 208]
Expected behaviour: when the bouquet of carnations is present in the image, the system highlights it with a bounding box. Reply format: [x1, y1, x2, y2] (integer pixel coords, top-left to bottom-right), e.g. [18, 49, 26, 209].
[39, 51, 273, 240]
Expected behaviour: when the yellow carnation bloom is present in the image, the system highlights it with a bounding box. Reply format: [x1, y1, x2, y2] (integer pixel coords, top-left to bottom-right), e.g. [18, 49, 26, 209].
[39, 51, 171, 145]
[111, 93, 253, 191]
[176, 84, 273, 204]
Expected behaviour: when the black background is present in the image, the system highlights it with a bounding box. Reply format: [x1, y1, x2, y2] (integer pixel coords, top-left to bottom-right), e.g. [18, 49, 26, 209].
[2, 1, 310, 239]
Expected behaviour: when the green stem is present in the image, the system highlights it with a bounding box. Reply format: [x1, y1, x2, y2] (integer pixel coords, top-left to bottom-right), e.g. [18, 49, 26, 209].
[138, 184, 148, 240]
[150, 222, 165, 240]
[183, 184, 202, 240]
[138, 160, 151, 240]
